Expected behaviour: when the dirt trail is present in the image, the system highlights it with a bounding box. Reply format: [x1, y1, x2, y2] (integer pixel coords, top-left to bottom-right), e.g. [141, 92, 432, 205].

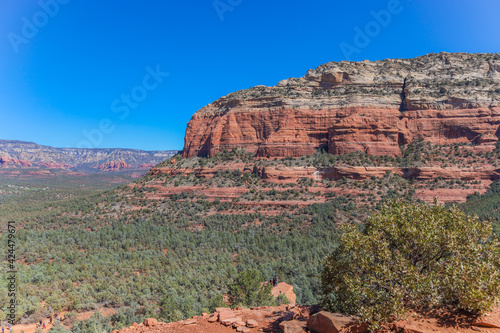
[7, 307, 116, 333]
[9, 315, 60, 333]
[118, 306, 500, 333]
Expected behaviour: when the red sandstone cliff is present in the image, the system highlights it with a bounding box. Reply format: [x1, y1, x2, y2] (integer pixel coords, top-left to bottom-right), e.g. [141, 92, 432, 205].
[182, 53, 500, 158]
[98, 160, 132, 171]
[0, 155, 33, 167]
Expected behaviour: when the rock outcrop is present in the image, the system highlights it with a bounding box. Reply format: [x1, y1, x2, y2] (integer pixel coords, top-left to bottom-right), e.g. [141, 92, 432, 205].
[0, 155, 33, 167]
[146, 159, 499, 204]
[151, 163, 500, 184]
[271, 282, 297, 305]
[98, 160, 132, 171]
[182, 53, 500, 158]
[118, 304, 314, 333]
[115, 306, 500, 333]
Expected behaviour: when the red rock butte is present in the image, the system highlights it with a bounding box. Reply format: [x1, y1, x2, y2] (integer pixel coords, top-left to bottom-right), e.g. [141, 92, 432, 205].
[182, 53, 500, 158]
[98, 160, 132, 171]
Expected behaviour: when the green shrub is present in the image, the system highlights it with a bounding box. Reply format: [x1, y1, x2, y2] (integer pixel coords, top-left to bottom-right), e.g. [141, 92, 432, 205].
[70, 312, 111, 333]
[462, 181, 500, 237]
[228, 269, 274, 308]
[109, 306, 144, 331]
[63, 311, 77, 326]
[275, 293, 290, 306]
[159, 294, 185, 322]
[208, 295, 227, 313]
[48, 322, 70, 332]
[321, 199, 500, 327]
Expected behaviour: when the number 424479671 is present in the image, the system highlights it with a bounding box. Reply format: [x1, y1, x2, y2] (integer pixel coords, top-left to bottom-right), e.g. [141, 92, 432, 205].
[7, 221, 16, 271]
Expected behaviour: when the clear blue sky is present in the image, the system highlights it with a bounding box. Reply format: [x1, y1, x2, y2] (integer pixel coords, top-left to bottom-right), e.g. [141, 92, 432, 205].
[1, 0, 499, 151]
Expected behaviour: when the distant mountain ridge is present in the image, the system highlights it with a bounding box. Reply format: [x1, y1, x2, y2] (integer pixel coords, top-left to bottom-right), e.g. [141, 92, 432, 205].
[0, 139, 178, 172]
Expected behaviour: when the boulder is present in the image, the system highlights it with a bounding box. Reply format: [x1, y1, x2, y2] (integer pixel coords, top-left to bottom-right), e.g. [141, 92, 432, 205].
[216, 307, 231, 312]
[221, 317, 240, 326]
[307, 311, 364, 333]
[246, 319, 258, 328]
[143, 318, 158, 327]
[236, 326, 251, 332]
[184, 318, 197, 325]
[233, 320, 246, 328]
[218, 309, 236, 322]
[280, 319, 308, 333]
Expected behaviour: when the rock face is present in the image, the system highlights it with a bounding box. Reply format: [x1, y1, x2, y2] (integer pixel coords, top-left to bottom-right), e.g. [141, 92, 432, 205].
[151, 163, 500, 184]
[0, 155, 33, 167]
[182, 53, 500, 158]
[147, 160, 499, 204]
[271, 282, 297, 305]
[98, 160, 132, 171]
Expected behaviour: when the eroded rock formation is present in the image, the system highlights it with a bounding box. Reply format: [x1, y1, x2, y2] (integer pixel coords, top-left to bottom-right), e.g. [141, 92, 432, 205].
[98, 160, 132, 171]
[182, 53, 500, 158]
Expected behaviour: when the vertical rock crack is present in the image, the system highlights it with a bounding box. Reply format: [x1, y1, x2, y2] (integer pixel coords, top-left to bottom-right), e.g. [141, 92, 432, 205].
[400, 77, 408, 112]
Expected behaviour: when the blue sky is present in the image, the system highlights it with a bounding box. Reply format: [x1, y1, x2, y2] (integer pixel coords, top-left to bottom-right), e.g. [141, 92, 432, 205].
[1, 0, 499, 151]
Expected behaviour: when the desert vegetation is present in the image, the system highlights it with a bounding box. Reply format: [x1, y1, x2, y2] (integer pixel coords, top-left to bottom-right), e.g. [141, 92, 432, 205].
[321, 200, 500, 328]
[0, 143, 499, 332]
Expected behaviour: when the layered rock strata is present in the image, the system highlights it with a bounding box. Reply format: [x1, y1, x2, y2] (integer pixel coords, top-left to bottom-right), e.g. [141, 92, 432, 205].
[182, 53, 500, 158]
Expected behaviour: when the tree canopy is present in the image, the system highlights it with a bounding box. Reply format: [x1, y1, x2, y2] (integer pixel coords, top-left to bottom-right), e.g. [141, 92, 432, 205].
[228, 269, 273, 308]
[321, 199, 500, 327]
